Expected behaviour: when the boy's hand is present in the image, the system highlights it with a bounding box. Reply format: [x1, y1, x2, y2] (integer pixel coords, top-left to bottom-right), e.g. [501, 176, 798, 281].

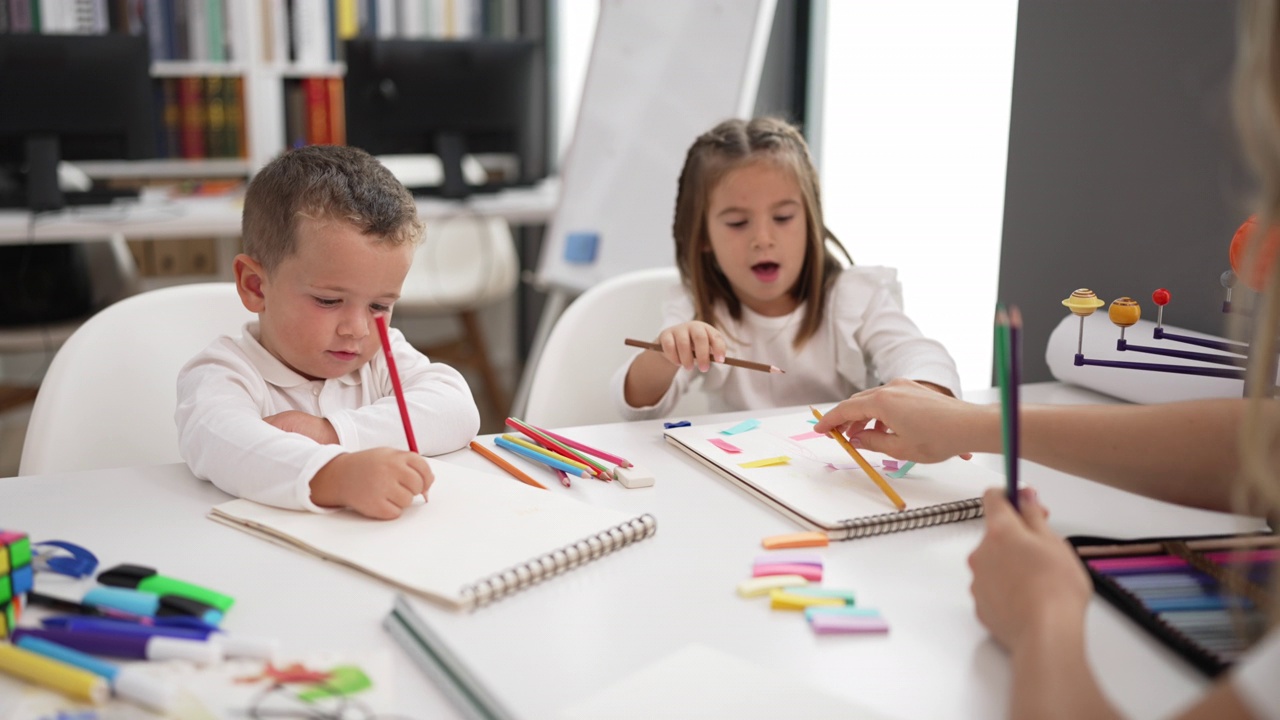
[264, 411, 340, 445]
[655, 321, 727, 373]
[310, 448, 434, 520]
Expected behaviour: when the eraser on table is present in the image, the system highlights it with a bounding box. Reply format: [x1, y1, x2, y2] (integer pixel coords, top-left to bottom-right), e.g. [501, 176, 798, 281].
[753, 552, 822, 568]
[612, 465, 654, 489]
[808, 614, 890, 634]
[735, 574, 809, 598]
[770, 589, 846, 611]
[761, 531, 829, 550]
[752, 563, 822, 582]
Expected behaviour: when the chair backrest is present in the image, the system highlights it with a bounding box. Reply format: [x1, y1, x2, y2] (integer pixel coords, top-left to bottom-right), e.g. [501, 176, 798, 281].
[395, 216, 519, 314]
[523, 267, 709, 429]
[19, 283, 254, 476]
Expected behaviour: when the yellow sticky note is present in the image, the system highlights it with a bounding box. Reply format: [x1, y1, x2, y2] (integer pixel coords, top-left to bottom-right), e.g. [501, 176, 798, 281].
[739, 456, 790, 469]
[770, 589, 846, 611]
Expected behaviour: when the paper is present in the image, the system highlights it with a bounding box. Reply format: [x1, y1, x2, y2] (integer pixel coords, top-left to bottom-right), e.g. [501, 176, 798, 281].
[557, 643, 896, 720]
[209, 458, 654, 611]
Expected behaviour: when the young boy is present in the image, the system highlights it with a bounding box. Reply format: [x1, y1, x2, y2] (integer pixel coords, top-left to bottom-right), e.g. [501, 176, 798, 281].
[176, 145, 480, 520]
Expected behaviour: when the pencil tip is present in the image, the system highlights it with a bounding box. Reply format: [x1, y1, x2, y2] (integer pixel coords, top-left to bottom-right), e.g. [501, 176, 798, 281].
[772, 366, 785, 374]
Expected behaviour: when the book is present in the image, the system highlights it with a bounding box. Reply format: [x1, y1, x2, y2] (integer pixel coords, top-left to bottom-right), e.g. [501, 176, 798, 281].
[663, 410, 999, 540]
[209, 458, 657, 611]
[1069, 531, 1278, 677]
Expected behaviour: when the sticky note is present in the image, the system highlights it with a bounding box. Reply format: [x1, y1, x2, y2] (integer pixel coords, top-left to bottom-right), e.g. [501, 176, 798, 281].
[888, 461, 916, 478]
[739, 456, 789, 469]
[720, 419, 760, 435]
[735, 574, 809, 598]
[881, 459, 899, 471]
[770, 589, 845, 611]
[805, 606, 879, 621]
[752, 563, 822, 582]
[761, 532, 829, 550]
[808, 614, 890, 634]
[786, 587, 855, 605]
[708, 438, 741, 453]
[753, 553, 822, 568]
[789, 431, 824, 441]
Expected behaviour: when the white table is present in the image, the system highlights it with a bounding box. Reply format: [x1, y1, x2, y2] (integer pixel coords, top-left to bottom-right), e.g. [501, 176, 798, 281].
[1, 382, 1264, 718]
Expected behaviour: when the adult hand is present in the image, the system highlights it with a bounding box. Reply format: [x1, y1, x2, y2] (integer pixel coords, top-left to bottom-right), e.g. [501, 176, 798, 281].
[813, 378, 991, 462]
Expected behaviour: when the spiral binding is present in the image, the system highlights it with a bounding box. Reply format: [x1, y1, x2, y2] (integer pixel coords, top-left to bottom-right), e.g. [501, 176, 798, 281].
[832, 498, 984, 540]
[459, 514, 657, 608]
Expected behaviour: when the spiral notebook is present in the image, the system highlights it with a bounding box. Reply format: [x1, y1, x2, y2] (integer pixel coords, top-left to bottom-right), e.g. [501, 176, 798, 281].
[208, 458, 657, 611]
[663, 410, 999, 540]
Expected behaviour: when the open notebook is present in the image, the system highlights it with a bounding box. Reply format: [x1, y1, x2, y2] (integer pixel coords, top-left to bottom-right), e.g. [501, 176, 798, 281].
[209, 458, 656, 611]
[664, 410, 1000, 540]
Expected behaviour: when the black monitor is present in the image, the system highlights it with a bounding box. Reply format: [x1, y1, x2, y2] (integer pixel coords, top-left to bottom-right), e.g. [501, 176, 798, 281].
[0, 34, 156, 212]
[343, 38, 544, 199]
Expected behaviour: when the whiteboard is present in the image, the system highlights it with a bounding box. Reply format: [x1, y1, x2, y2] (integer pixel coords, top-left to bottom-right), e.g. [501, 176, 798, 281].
[535, 0, 776, 293]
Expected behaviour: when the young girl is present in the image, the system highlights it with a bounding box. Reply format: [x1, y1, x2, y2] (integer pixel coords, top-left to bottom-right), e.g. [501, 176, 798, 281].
[612, 117, 960, 420]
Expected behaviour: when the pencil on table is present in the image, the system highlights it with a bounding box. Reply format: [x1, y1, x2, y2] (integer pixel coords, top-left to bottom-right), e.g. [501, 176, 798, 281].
[809, 406, 906, 511]
[624, 339, 785, 374]
[493, 436, 590, 478]
[507, 417, 612, 481]
[469, 441, 547, 490]
[500, 435, 593, 474]
[541, 428, 632, 468]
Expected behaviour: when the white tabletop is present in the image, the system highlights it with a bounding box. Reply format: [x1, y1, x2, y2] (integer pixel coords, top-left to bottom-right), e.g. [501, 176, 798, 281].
[1, 382, 1264, 718]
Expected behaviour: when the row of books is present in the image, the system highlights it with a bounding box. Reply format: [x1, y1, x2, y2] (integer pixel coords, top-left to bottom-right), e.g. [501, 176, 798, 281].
[283, 77, 346, 150]
[0, 0, 236, 62]
[156, 75, 246, 160]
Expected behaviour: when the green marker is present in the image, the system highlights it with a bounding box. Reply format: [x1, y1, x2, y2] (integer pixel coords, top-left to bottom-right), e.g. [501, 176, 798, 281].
[97, 564, 235, 613]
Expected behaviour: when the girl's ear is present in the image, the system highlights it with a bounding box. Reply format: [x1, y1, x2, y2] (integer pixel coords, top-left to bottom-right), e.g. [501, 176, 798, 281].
[233, 253, 268, 313]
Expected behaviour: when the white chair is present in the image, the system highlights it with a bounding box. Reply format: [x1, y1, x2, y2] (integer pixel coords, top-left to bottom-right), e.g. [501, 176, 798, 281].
[393, 215, 519, 421]
[523, 267, 710, 429]
[19, 282, 254, 475]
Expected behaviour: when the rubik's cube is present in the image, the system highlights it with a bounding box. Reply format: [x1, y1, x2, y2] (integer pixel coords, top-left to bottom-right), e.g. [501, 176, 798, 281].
[0, 530, 31, 637]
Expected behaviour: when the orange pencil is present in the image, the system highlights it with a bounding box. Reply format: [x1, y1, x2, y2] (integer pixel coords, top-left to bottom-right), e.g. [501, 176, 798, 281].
[809, 406, 906, 510]
[469, 441, 547, 490]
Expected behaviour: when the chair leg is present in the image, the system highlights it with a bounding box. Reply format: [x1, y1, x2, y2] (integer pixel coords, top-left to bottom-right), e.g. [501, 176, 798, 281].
[0, 385, 38, 414]
[459, 310, 507, 421]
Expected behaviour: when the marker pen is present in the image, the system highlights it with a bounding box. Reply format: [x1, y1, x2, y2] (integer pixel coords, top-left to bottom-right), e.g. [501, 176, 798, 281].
[27, 590, 219, 631]
[0, 641, 108, 704]
[97, 563, 235, 612]
[42, 615, 278, 660]
[12, 627, 223, 665]
[83, 586, 223, 625]
[15, 636, 175, 712]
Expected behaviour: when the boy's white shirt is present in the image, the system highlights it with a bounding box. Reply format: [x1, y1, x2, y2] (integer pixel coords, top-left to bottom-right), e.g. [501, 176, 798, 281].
[612, 265, 962, 420]
[176, 321, 480, 512]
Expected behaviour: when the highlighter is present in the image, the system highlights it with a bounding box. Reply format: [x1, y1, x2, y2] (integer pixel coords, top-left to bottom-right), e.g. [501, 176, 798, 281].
[0, 641, 109, 704]
[97, 563, 235, 612]
[42, 615, 278, 659]
[12, 627, 223, 665]
[83, 586, 223, 625]
[15, 635, 175, 712]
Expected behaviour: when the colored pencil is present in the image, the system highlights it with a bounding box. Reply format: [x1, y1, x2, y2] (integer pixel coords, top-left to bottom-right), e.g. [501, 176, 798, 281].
[541, 428, 632, 468]
[469, 441, 547, 490]
[624, 338, 785, 374]
[1077, 535, 1280, 558]
[499, 435, 592, 473]
[375, 315, 417, 454]
[809, 406, 906, 510]
[493, 437, 589, 477]
[995, 306, 1021, 510]
[506, 417, 612, 481]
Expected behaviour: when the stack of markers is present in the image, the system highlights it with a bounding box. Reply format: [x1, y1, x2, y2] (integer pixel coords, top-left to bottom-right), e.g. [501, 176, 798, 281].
[0, 561, 276, 711]
[735, 552, 889, 635]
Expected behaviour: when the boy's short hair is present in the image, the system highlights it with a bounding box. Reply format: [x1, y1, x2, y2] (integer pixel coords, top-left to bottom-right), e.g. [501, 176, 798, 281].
[241, 145, 424, 273]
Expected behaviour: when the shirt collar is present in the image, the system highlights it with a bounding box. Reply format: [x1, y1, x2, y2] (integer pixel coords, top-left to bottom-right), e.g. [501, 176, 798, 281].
[237, 322, 362, 388]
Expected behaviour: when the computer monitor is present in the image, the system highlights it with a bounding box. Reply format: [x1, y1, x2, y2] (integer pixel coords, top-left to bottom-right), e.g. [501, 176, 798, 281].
[343, 38, 544, 199]
[0, 34, 156, 212]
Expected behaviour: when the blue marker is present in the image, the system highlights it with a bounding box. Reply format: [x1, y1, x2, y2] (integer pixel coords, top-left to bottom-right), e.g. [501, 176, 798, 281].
[41, 616, 277, 659]
[15, 635, 175, 712]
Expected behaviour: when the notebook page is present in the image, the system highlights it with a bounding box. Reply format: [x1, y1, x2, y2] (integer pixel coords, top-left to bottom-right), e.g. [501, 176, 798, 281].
[209, 458, 643, 610]
[664, 411, 1000, 530]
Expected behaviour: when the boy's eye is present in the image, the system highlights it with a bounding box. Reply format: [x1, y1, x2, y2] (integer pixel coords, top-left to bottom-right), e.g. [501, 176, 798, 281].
[314, 297, 340, 307]
[370, 303, 391, 313]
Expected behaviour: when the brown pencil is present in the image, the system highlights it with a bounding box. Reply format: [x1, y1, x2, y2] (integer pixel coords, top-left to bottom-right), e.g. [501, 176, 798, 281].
[624, 338, 785, 374]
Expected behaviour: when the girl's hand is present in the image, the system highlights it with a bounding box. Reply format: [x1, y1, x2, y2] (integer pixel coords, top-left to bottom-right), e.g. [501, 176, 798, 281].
[967, 487, 1090, 652]
[813, 378, 989, 462]
[654, 321, 727, 373]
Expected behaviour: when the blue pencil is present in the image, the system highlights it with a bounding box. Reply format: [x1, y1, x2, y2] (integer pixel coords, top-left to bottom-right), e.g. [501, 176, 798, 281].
[493, 437, 589, 477]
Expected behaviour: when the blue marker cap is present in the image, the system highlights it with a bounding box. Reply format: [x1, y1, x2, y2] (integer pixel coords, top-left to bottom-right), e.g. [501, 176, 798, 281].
[663, 420, 691, 429]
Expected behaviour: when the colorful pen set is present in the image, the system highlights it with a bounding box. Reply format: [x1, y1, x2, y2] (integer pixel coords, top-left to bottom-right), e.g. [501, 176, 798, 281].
[469, 415, 635, 490]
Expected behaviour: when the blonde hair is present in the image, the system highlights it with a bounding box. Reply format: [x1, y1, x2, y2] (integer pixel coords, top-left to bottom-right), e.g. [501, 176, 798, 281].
[241, 145, 424, 274]
[1233, 0, 1280, 627]
[672, 117, 851, 348]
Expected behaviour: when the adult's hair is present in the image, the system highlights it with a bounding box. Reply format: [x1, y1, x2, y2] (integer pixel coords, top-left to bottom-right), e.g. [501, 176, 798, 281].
[241, 145, 424, 274]
[672, 117, 850, 348]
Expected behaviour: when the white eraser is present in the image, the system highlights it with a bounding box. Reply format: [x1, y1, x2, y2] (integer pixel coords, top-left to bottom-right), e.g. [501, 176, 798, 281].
[613, 465, 654, 489]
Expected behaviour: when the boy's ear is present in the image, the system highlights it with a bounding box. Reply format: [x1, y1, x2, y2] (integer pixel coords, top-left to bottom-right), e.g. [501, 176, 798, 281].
[233, 254, 268, 313]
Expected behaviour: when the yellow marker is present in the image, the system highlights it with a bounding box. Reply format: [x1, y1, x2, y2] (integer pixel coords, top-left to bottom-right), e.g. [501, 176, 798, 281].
[739, 456, 790, 469]
[0, 642, 109, 704]
[809, 407, 906, 510]
[735, 574, 809, 598]
[500, 435, 592, 473]
[770, 588, 847, 611]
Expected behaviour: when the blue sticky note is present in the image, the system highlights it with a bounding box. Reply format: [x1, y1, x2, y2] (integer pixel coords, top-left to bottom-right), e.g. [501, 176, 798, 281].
[720, 419, 761, 435]
[564, 232, 599, 264]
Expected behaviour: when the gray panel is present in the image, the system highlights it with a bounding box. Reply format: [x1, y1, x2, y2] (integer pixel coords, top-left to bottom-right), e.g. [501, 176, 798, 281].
[999, 0, 1252, 383]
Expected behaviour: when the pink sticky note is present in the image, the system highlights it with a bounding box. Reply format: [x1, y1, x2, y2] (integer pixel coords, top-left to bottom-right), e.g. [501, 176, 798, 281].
[882, 459, 900, 471]
[809, 614, 890, 634]
[789, 431, 824, 441]
[708, 438, 742, 453]
[752, 563, 823, 582]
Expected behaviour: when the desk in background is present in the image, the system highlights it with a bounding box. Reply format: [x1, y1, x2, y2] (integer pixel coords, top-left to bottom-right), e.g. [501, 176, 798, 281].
[0, 382, 1263, 718]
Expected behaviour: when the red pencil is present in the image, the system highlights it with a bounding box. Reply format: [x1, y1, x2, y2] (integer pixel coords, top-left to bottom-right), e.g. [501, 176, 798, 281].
[506, 417, 611, 481]
[375, 315, 418, 453]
